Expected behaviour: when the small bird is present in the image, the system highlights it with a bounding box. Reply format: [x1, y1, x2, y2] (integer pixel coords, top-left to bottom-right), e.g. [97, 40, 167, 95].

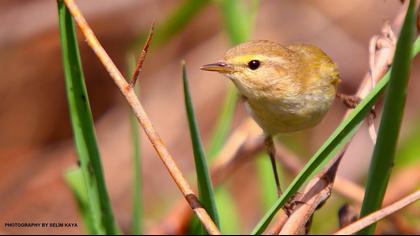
[201, 40, 340, 196]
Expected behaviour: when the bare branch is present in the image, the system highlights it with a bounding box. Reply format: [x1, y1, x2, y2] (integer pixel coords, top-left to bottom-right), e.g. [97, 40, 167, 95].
[334, 190, 420, 235]
[62, 0, 220, 234]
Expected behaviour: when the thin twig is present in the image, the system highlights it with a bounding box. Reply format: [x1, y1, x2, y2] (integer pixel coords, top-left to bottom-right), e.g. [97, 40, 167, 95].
[274, 146, 419, 234]
[62, 0, 220, 234]
[264, 213, 289, 235]
[148, 118, 264, 234]
[279, 152, 345, 235]
[334, 190, 420, 235]
[367, 34, 379, 144]
[129, 22, 155, 87]
[274, 142, 365, 204]
[366, 23, 397, 144]
[210, 122, 264, 185]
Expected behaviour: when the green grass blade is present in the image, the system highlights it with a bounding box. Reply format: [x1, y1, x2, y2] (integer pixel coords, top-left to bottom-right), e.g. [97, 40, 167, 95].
[256, 154, 278, 211]
[359, 1, 416, 234]
[127, 55, 143, 235]
[57, 1, 118, 234]
[130, 111, 142, 235]
[217, 0, 255, 44]
[182, 62, 220, 232]
[189, 189, 241, 234]
[251, 35, 420, 235]
[64, 168, 96, 234]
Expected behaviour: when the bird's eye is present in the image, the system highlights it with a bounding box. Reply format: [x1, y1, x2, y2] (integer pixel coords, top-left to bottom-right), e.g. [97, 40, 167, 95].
[248, 60, 260, 70]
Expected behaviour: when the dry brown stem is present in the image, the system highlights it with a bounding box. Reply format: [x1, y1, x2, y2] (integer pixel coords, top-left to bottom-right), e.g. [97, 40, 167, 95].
[148, 118, 264, 234]
[129, 22, 155, 87]
[278, 152, 345, 234]
[274, 142, 365, 205]
[334, 190, 420, 235]
[62, 0, 220, 234]
[267, 142, 365, 234]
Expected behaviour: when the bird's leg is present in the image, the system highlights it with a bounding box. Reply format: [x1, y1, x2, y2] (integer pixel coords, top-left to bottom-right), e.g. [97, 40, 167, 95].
[336, 93, 361, 109]
[336, 93, 376, 118]
[264, 135, 282, 197]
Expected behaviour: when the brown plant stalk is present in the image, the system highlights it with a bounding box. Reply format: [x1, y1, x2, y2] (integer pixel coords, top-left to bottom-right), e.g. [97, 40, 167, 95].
[148, 118, 264, 234]
[266, 144, 364, 234]
[334, 190, 420, 235]
[62, 0, 220, 234]
[279, 153, 345, 235]
[273, 142, 365, 205]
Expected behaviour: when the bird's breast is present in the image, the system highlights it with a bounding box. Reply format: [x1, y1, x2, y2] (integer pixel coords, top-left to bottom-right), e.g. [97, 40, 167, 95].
[245, 86, 335, 135]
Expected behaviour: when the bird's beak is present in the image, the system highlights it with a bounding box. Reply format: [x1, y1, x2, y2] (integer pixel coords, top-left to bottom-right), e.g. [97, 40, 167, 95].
[200, 61, 233, 73]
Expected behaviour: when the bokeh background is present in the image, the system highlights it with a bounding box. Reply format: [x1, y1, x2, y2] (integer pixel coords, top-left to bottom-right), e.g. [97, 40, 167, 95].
[0, 0, 419, 234]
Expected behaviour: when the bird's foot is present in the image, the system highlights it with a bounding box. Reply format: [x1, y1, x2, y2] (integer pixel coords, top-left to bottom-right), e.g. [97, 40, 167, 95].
[336, 93, 376, 118]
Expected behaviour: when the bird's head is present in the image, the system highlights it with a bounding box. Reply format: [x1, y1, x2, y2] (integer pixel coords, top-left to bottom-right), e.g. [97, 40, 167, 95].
[201, 40, 303, 100]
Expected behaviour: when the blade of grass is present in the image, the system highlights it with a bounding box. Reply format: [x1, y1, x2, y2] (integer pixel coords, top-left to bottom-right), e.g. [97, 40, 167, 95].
[187, 188, 241, 234]
[256, 153, 279, 211]
[251, 35, 420, 235]
[217, 0, 255, 44]
[130, 110, 142, 235]
[57, 1, 118, 234]
[64, 168, 96, 234]
[63, 0, 220, 233]
[202, 71, 239, 232]
[182, 62, 220, 232]
[359, 1, 416, 234]
[127, 55, 143, 235]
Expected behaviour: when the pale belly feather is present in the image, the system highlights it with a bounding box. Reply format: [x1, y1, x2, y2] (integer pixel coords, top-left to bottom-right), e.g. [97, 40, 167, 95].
[245, 86, 335, 135]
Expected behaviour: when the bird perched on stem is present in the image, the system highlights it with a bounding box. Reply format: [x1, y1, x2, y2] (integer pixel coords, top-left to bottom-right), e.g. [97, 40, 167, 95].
[201, 40, 340, 197]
